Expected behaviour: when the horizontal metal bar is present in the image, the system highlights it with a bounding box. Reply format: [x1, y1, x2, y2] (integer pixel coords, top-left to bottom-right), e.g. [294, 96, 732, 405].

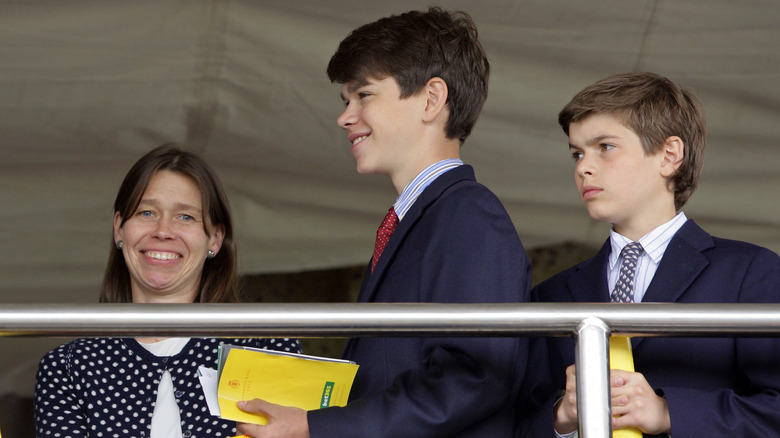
[2, 302, 780, 338]
[5, 303, 776, 438]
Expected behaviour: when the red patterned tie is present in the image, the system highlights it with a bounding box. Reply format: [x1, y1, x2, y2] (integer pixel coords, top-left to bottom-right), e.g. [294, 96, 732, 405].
[371, 206, 399, 273]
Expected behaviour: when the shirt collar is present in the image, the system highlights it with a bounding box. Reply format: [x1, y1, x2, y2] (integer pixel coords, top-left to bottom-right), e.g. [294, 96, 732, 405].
[393, 159, 463, 220]
[609, 212, 688, 268]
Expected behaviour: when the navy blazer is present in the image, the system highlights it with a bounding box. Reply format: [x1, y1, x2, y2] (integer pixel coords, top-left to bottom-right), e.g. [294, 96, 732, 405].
[308, 165, 533, 437]
[532, 219, 780, 437]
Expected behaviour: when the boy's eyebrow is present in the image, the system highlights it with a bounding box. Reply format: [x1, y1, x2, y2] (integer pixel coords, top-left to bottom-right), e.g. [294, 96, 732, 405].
[339, 83, 359, 102]
[340, 78, 373, 100]
[568, 134, 621, 150]
[585, 134, 620, 145]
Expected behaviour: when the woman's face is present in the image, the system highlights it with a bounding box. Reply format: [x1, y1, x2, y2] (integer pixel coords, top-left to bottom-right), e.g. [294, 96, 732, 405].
[114, 170, 224, 303]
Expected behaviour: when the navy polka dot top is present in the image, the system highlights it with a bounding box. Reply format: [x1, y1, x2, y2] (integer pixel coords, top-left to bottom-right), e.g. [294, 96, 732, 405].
[35, 337, 301, 437]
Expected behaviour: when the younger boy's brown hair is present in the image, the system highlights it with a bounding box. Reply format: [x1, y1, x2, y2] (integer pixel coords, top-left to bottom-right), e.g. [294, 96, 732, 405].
[559, 72, 706, 210]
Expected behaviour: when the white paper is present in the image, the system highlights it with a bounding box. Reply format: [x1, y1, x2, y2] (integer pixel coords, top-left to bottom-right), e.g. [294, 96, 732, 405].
[197, 366, 221, 416]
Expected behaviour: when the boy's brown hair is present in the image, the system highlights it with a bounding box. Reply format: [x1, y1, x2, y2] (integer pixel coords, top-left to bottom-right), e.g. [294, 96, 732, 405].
[327, 7, 490, 144]
[558, 72, 706, 210]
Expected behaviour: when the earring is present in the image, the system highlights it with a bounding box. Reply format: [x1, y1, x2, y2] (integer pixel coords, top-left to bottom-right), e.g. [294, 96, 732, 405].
[207, 250, 216, 259]
[116, 240, 123, 249]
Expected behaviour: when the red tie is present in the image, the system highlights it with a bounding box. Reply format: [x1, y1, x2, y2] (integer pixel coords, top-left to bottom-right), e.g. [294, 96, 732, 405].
[371, 206, 399, 273]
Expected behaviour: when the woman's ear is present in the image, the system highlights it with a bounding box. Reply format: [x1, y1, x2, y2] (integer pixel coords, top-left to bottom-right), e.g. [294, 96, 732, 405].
[660, 136, 684, 177]
[209, 224, 226, 256]
[421, 77, 448, 122]
[113, 211, 123, 246]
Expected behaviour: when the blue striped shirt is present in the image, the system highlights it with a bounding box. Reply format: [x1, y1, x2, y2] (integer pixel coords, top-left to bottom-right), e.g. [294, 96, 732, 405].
[608, 212, 688, 302]
[393, 159, 463, 220]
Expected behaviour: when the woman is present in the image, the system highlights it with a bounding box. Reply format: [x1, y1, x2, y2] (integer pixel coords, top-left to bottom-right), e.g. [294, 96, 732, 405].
[34, 145, 300, 438]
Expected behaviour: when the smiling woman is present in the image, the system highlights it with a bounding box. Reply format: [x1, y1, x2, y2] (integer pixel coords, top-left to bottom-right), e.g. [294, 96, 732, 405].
[33, 144, 301, 438]
[115, 169, 224, 304]
[102, 145, 238, 304]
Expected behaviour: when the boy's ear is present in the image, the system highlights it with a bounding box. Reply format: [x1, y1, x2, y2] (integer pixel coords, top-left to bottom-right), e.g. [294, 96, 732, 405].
[421, 77, 448, 122]
[659, 135, 684, 177]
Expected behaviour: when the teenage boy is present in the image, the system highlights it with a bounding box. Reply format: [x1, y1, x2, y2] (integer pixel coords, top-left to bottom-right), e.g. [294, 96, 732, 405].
[237, 7, 535, 438]
[533, 72, 780, 437]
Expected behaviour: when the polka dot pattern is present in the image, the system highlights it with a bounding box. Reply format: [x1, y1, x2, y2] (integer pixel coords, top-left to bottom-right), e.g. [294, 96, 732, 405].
[35, 337, 301, 437]
[371, 206, 399, 273]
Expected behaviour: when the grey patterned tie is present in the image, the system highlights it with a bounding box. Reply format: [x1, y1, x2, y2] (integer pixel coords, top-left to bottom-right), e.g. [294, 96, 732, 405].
[611, 242, 644, 303]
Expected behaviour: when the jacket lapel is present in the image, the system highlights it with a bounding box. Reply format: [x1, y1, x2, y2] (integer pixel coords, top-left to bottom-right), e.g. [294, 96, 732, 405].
[344, 166, 474, 360]
[642, 220, 713, 304]
[566, 241, 612, 303]
[359, 165, 475, 304]
[633, 220, 712, 349]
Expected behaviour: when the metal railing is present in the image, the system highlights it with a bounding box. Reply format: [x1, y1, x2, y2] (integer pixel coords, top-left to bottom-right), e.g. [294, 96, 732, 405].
[3, 302, 780, 437]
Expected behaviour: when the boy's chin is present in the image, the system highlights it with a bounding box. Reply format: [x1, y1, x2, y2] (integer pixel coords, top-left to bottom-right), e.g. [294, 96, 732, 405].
[583, 206, 614, 225]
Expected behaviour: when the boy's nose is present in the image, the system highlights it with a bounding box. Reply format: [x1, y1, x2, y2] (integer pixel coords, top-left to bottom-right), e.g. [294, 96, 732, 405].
[337, 105, 357, 129]
[576, 159, 594, 177]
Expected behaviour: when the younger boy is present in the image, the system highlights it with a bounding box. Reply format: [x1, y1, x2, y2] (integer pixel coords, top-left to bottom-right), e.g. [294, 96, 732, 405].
[533, 72, 780, 437]
[237, 8, 535, 438]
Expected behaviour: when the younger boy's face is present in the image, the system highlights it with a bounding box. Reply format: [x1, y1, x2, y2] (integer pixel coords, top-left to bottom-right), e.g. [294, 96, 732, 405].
[568, 114, 674, 235]
[336, 76, 427, 183]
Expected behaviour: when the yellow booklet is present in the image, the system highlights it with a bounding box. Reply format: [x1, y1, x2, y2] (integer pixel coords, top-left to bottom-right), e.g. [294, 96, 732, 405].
[609, 336, 642, 438]
[216, 344, 359, 425]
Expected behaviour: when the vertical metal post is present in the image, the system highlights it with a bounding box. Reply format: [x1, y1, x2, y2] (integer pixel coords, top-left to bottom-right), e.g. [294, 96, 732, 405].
[576, 316, 612, 438]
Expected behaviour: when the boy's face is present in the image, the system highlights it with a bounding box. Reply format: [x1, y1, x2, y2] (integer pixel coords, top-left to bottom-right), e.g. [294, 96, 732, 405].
[337, 76, 427, 182]
[568, 113, 675, 236]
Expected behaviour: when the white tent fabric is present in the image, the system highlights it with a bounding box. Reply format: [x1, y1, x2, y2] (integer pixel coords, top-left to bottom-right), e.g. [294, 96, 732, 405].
[1, 0, 778, 396]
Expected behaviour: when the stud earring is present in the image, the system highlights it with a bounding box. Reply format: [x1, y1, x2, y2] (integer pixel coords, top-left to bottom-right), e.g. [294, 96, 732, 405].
[116, 240, 123, 249]
[207, 250, 216, 259]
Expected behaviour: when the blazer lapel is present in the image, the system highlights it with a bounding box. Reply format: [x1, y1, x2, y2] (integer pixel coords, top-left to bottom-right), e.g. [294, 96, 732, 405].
[359, 165, 475, 304]
[567, 241, 612, 303]
[359, 212, 411, 302]
[633, 220, 713, 349]
[345, 166, 475, 360]
[642, 220, 713, 304]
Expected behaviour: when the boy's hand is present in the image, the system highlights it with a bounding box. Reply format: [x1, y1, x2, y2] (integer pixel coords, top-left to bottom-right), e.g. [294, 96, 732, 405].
[235, 399, 310, 438]
[554, 364, 580, 434]
[555, 366, 672, 436]
[610, 369, 671, 435]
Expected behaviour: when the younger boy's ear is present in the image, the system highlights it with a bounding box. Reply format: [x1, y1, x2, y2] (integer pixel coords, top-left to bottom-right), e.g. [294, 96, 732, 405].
[421, 77, 448, 122]
[660, 135, 684, 177]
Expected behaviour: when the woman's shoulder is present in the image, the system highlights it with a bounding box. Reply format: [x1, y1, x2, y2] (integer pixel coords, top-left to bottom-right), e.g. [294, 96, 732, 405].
[38, 338, 127, 374]
[43, 337, 124, 357]
[216, 337, 302, 353]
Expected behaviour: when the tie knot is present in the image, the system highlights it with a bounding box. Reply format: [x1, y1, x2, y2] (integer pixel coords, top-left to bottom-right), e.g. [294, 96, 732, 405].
[378, 207, 399, 233]
[620, 241, 644, 260]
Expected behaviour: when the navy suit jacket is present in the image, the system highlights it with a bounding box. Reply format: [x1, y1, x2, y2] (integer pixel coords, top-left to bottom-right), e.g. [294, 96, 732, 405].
[532, 219, 780, 437]
[308, 165, 533, 437]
